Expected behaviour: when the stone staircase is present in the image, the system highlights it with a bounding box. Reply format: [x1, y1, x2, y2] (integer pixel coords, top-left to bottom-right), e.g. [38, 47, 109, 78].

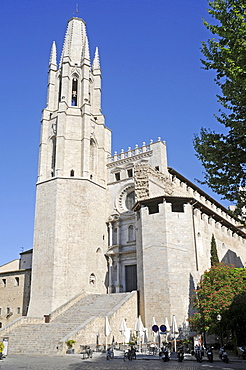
[0, 292, 137, 355]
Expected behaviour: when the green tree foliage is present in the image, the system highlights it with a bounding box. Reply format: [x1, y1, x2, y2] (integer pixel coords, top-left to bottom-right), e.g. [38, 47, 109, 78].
[226, 291, 246, 345]
[193, 0, 246, 218]
[210, 234, 219, 266]
[189, 264, 246, 334]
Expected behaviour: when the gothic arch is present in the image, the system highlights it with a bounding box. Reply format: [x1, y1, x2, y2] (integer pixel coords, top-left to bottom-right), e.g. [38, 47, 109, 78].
[71, 73, 79, 106]
[51, 135, 56, 177]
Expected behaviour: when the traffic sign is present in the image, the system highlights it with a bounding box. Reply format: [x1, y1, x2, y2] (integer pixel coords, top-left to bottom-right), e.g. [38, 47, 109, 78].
[152, 325, 159, 332]
[160, 324, 167, 333]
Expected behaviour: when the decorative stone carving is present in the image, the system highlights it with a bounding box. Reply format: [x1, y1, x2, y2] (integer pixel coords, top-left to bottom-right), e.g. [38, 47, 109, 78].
[117, 184, 135, 213]
[134, 163, 173, 201]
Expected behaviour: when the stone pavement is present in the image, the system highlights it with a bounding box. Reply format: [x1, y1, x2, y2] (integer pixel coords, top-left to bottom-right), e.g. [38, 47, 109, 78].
[0, 349, 246, 370]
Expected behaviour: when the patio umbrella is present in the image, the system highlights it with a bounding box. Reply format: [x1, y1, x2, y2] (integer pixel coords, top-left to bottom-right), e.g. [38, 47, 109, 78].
[135, 315, 144, 333]
[165, 317, 170, 333]
[170, 315, 179, 351]
[143, 328, 148, 344]
[119, 317, 128, 345]
[135, 315, 144, 352]
[164, 317, 170, 341]
[105, 316, 111, 350]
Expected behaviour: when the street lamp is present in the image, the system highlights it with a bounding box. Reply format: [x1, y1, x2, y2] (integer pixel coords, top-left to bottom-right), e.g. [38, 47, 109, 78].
[217, 314, 223, 347]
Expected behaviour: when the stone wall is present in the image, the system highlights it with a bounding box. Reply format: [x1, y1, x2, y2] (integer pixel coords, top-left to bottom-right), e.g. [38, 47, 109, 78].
[136, 194, 246, 333]
[59, 291, 138, 353]
[0, 269, 31, 328]
[28, 177, 109, 317]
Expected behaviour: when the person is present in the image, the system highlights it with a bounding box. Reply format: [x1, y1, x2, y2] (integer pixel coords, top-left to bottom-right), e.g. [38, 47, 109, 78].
[106, 347, 114, 360]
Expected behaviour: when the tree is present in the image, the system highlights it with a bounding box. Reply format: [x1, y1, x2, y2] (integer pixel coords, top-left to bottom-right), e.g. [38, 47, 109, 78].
[210, 234, 219, 266]
[193, 0, 246, 218]
[189, 264, 246, 335]
[226, 291, 246, 345]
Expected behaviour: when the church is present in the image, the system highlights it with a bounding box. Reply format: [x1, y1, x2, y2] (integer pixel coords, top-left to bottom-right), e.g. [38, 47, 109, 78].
[0, 16, 245, 354]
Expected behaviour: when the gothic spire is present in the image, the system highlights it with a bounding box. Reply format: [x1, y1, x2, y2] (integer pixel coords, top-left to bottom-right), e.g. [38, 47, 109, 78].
[60, 17, 87, 66]
[92, 47, 100, 70]
[49, 41, 57, 68]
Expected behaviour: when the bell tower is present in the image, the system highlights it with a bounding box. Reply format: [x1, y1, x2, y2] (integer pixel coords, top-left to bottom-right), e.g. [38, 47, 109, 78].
[28, 17, 111, 317]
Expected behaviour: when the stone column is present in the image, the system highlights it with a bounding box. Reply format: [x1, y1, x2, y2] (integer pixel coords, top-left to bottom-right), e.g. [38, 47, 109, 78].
[108, 223, 113, 247]
[115, 256, 121, 293]
[116, 221, 120, 245]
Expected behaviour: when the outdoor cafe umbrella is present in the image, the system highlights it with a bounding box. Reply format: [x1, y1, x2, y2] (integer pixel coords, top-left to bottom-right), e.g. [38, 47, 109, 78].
[105, 316, 111, 350]
[135, 315, 144, 333]
[165, 317, 170, 333]
[135, 315, 144, 351]
[143, 328, 148, 345]
[164, 317, 170, 340]
[119, 317, 127, 345]
[170, 315, 179, 351]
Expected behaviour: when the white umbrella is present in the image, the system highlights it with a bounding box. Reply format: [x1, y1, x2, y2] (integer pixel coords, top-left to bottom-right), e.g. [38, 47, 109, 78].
[165, 317, 170, 332]
[164, 317, 170, 341]
[152, 316, 157, 326]
[105, 316, 111, 350]
[143, 328, 148, 344]
[171, 315, 179, 351]
[135, 315, 144, 352]
[135, 315, 144, 333]
[119, 317, 127, 345]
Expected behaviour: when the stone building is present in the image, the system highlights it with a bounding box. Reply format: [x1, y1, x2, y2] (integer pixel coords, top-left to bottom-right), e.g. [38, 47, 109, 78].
[0, 16, 245, 353]
[0, 250, 32, 328]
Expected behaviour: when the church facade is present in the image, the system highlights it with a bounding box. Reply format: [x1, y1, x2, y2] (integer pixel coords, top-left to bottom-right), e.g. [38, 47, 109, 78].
[1, 16, 246, 337]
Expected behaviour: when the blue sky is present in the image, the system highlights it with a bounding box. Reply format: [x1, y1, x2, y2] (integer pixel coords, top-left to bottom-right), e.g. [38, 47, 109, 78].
[0, 0, 228, 266]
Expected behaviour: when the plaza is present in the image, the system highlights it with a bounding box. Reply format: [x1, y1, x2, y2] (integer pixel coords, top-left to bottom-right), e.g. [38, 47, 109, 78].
[0, 350, 246, 370]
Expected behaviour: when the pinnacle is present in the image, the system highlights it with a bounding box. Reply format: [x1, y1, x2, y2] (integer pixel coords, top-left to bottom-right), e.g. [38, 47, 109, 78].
[49, 41, 57, 67]
[92, 47, 100, 70]
[82, 35, 90, 62]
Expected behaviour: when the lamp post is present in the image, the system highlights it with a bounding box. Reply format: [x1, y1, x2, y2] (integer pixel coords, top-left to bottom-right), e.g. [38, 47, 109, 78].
[217, 314, 223, 347]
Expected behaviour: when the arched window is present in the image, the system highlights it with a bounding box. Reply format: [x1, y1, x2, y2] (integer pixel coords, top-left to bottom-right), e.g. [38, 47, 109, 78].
[89, 273, 96, 285]
[51, 137, 56, 177]
[70, 170, 74, 177]
[58, 75, 62, 102]
[71, 78, 78, 106]
[128, 225, 135, 242]
[125, 191, 135, 211]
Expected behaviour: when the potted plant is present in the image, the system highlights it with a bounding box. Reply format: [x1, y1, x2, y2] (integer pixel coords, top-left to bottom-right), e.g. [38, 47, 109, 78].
[0, 342, 4, 360]
[65, 339, 76, 354]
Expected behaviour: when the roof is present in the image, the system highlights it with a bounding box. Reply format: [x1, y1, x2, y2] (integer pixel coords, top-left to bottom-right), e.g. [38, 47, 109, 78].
[20, 249, 33, 255]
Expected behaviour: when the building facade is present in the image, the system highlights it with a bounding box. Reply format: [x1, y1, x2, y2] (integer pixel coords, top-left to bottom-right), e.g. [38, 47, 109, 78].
[1, 16, 245, 336]
[0, 250, 32, 328]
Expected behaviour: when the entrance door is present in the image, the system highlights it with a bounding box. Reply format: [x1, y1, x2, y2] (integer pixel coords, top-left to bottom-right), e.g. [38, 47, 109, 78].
[125, 264, 137, 292]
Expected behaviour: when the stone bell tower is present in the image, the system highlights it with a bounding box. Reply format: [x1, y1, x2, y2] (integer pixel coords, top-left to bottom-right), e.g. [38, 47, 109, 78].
[28, 17, 111, 317]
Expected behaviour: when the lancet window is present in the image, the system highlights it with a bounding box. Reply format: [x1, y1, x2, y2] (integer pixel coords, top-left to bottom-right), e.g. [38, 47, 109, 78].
[71, 77, 78, 106]
[51, 137, 56, 177]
